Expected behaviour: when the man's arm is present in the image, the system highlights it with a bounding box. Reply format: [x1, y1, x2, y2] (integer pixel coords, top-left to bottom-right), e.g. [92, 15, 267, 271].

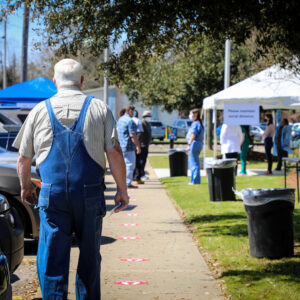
[17, 155, 37, 206]
[106, 140, 129, 212]
[130, 132, 141, 154]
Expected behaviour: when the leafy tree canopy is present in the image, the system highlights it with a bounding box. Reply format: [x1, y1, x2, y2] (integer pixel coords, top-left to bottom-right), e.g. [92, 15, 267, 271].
[1, 0, 300, 79]
[122, 35, 274, 113]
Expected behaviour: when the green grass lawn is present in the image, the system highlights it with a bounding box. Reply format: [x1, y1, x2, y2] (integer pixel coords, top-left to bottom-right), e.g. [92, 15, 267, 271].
[149, 155, 267, 170]
[160, 176, 300, 300]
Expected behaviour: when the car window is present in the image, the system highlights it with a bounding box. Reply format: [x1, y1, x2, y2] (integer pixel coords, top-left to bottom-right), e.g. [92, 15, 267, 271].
[177, 120, 185, 128]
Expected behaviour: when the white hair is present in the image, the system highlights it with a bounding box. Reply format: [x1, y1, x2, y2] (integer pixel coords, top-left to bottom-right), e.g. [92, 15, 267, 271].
[54, 59, 83, 88]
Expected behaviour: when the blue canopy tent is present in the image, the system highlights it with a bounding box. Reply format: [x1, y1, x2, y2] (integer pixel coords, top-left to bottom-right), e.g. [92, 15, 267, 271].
[0, 77, 57, 108]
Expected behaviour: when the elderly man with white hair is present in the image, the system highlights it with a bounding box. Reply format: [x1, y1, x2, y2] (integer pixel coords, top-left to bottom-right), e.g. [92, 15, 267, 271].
[13, 58, 129, 299]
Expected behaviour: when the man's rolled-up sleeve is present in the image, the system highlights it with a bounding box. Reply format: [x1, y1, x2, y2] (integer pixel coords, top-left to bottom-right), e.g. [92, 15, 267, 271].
[128, 120, 137, 134]
[12, 113, 35, 158]
[104, 108, 118, 152]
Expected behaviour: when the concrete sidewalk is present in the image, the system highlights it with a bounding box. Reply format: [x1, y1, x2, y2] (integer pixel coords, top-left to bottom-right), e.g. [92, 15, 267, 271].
[100, 164, 225, 300]
[35, 163, 226, 299]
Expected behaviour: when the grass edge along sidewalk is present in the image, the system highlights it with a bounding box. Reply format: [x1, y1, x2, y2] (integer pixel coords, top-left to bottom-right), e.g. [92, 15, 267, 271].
[159, 175, 300, 300]
[149, 155, 268, 170]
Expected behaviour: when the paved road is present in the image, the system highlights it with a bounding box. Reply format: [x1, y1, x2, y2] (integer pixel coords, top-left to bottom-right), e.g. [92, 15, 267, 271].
[11, 240, 39, 299]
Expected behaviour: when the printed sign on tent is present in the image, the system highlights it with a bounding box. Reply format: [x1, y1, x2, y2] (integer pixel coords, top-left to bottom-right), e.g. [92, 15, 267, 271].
[223, 103, 259, 125]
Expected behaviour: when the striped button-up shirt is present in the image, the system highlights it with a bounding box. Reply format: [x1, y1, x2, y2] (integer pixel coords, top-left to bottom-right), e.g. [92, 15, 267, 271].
[13, 86, 117, 169]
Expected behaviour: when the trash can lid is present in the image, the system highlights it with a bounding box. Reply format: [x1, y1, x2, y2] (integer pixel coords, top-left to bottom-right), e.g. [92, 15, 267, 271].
[204, 158, 237, 169]
[168, 148, 189, 154]
[234, 188, 295, 206]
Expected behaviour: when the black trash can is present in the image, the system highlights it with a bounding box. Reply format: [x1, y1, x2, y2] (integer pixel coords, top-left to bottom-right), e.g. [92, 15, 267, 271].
[168, 149, 188, 177]
[238, 188, 295, 259]
[205, 158, 236, 201]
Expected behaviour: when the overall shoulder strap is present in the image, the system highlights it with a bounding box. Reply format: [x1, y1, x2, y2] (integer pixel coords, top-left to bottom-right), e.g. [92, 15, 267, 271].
[75, 95, 94, 133]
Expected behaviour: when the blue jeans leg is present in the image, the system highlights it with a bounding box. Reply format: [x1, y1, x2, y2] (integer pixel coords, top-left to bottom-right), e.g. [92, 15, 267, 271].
[123, 151, 136, 185]
[37, 209, 72, 300]
[264, 137, 273, 172]
[189, 141, 202, 184]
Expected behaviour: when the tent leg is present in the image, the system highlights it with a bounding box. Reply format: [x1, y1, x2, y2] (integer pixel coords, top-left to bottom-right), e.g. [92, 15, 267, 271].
[203, 109, 207, 165]
[213, 108, 217, 158]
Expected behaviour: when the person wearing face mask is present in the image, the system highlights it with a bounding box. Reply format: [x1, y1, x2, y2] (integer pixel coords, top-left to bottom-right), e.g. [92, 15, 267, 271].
[262, 114, 275, 174]
[187, 109, 204, 185]
[132, 110, 145, 184]
[139, 111, 152, 180]
[273, 112, 292, 171]
[220, 123, 243, 175]
[185, 110, 194, 142]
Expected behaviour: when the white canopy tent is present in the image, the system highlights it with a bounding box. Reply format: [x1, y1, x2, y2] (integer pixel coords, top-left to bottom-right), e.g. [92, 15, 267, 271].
[202, 65, 300, 158]
[203, 65, 300, 110]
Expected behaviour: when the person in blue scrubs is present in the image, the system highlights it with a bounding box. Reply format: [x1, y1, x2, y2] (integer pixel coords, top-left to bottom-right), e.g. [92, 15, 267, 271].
[187, 109, 204, 185]
[14, 59, 129, 299]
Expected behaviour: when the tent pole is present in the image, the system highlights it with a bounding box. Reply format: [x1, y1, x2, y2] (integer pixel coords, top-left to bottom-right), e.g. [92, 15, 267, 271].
[213, 108, 217, 158]
[203, 109, 207, 165]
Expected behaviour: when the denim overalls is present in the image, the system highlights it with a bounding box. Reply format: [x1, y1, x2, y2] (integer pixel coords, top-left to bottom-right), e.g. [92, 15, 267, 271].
[36, 96, 106, 299]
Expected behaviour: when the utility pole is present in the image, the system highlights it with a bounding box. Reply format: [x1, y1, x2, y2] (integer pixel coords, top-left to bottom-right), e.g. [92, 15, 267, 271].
[2, 19, 7, 89]
[224, 39, 231, 89]
[213, 39, 231, 158]
[21, 2, 30, 82]
[103, 47, 109, 104]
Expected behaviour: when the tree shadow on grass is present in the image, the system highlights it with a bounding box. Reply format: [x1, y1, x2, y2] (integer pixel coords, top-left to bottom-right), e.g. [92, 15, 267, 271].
[200, 223, 248, 237]
[187, 214, 248, 237]
[187, 213, 246, 224]
[222, 260, 300, 284]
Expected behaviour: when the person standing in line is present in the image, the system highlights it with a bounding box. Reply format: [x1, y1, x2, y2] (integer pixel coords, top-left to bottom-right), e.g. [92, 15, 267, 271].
[220, 124, 243, 174]
[187, 108, 204, 185]
[274, 117, 291, 171]
[132, 110, 145, 184]
[262, 114, 275, 175]
[140, 110, 152, 180]
[13, 58, 129, 299]
[117, 105, 141, 188]
[239, 125, 251, 175]
[118, 108, 126, 118]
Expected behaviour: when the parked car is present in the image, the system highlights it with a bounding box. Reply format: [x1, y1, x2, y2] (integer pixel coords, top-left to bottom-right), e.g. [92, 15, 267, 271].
[0, 163, 41, 240]
[250, 125, 264, 141]
[0, 147, 19, 164]
[0, 147, 36, 166]
[0, 111, 22, 152]
[259, 122, 267, 131]
[291, 123, 300, 141]
[0, 249, 10, 299]
[149, 120, 166, 141]
[0, 194, 24, 275]
[172, 119, 193, 138]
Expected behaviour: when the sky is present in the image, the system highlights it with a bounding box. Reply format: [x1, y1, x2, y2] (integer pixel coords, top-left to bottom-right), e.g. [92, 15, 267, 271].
[0, 6, 44, 66]
[0, 3, 126, 69]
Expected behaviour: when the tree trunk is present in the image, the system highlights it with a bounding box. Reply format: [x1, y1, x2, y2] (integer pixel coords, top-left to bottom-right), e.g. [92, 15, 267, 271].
[21, 3, 30, 82]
